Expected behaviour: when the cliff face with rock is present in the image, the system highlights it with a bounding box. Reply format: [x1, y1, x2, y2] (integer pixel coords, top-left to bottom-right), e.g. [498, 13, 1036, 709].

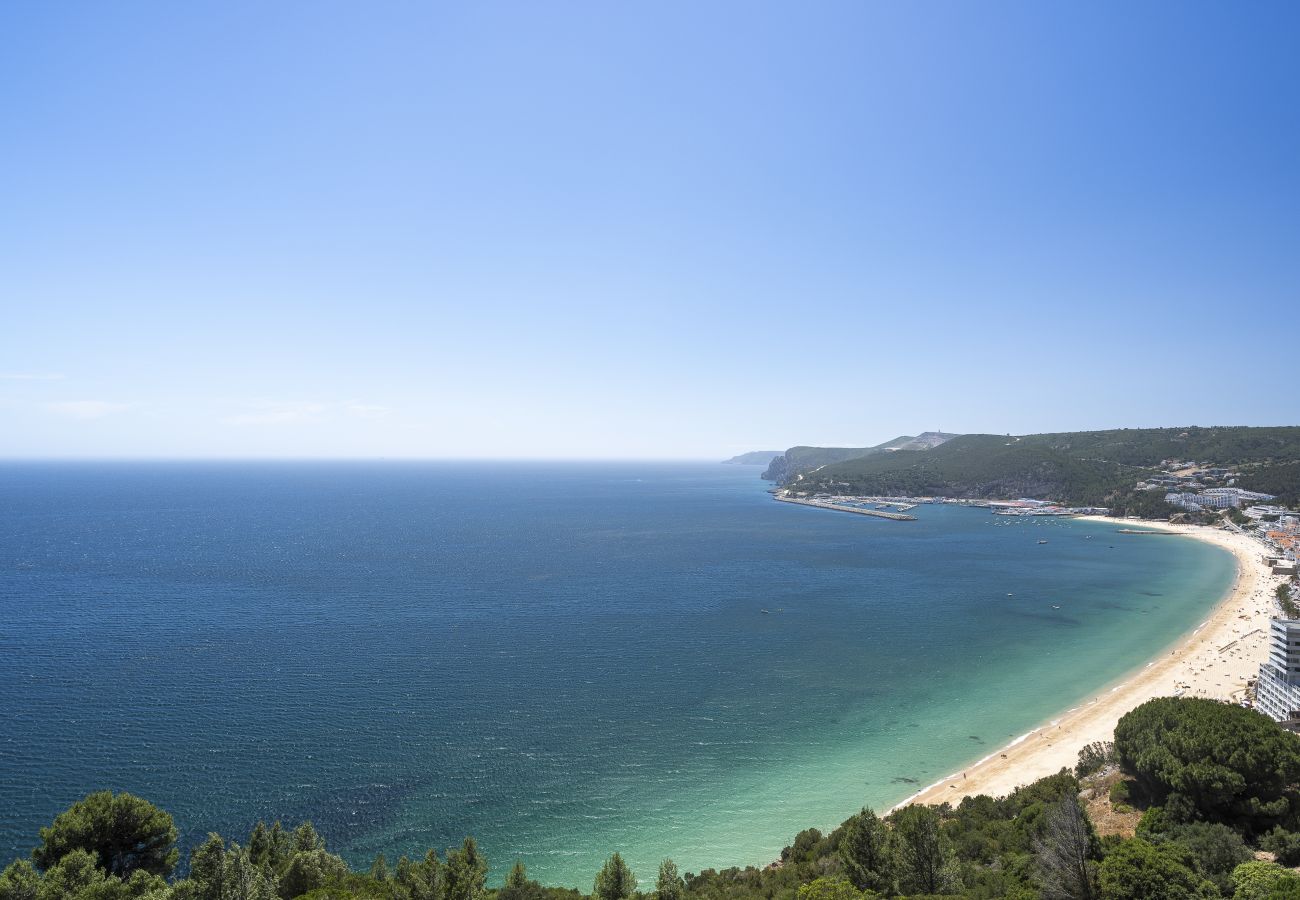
[761, 454, 790, 482]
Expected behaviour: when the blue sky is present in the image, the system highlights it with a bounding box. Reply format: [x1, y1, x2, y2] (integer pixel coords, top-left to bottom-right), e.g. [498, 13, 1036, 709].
[2, 2, 1297, 458]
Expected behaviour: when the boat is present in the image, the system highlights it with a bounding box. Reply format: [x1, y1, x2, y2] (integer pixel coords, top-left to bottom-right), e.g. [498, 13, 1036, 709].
[1052, 605, 1061, 609]
[760, 609, 770, 614]
[1037, 539, 1049, 544]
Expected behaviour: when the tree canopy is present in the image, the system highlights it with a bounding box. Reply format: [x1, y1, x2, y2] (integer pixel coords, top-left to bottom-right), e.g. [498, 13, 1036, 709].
[1114, 698, 1300, 828]
[1097, 839, 1213, 900]
[32, 791, 178, 879]
[592, 854, 635, 900]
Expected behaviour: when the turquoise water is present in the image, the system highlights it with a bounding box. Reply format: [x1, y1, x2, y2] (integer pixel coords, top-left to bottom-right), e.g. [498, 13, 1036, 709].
[0, 462, 1233, 886]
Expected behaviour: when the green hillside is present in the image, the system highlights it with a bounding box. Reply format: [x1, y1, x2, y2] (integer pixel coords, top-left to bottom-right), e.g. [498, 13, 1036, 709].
[761, 433, 958, 482]
[1239, 461, 1300, 507]
[1011, 426, 1300, 468]
[786, 426, 1300, 508]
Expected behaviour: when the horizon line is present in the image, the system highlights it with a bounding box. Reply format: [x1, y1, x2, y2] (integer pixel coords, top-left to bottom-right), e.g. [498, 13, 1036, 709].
[0, 455, 747, 464]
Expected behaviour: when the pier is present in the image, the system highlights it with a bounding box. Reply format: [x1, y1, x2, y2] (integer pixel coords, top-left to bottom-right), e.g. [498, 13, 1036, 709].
[776, 495, 917, 520]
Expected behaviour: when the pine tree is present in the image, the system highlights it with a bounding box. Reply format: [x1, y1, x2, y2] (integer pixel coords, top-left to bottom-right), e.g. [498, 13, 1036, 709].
[838, 808, 890, 894]
[444, 838, 487, 900]
[247, 822, 271, 869]
[593, 852, 636, 900]
[499, 860, 542, 900]
[291, 822, 324, 853]
[222, 842, 278, 900]
[656, 859, 684, 900]
[188, 834, 227, 900]
[890, 805, 960, 896]
[408, 849, 443, 900]
[266, 822, 289, 871]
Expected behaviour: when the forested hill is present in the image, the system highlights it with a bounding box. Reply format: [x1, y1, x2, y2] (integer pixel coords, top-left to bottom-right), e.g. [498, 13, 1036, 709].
[760, 433, 958, 482]
[782, 426, 1300, 507]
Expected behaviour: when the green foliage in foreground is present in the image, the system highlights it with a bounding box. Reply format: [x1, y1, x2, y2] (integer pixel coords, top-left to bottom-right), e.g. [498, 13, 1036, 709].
[1096, 838, 1213, 899]
[33, 791, 179, 880]
[592, 855, 635, 900]
[1114, 698, 1300, 831]
[7, 699, 1300, 900]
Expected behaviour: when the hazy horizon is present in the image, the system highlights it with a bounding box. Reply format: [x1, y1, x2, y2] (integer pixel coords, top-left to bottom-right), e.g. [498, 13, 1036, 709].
[4, 2, 1298, 459]
[3, 419, 1300, 463]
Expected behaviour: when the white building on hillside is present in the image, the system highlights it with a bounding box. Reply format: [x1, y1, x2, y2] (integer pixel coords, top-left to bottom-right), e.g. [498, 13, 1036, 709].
[1202, 487, 1277, 502]
[1165, 492, 1231, 509]
[1166, 488, 1277, 510]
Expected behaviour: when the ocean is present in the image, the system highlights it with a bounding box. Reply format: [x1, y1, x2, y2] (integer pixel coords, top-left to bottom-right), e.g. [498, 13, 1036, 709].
[0, 462, 1234, 886]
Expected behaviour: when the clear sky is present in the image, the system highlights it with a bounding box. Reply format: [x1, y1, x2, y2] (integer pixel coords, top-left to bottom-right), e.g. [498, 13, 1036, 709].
[2, 2, 1297, 459]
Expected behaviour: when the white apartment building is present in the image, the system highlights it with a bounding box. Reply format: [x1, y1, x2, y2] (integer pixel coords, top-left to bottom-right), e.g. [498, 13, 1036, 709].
[1166, 488, 1278, 510]
[1255, 619, 1300, 728]
[1246, 505, 1291, 519]
[1202, 487, 1277, 502]
[1165, 492, 1234, 509]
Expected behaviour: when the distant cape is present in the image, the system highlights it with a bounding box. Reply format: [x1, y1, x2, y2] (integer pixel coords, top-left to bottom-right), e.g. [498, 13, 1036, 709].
[721, 450, 784, 465]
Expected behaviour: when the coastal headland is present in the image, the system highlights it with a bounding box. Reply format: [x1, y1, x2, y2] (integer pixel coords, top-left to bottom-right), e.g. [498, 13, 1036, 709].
[895, 519, 1282, 809]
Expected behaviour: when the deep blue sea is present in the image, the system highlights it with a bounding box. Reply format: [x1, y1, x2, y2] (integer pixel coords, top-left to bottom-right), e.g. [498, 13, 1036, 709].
[0, 462, 1234, 886]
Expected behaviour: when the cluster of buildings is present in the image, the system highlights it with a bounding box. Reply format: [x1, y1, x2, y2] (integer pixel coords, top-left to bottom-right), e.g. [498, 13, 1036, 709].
[800, 495, 1111, 516]
[987, 499, 1110, 516]
[1132, 459, 1297, 560]
[1246, 541, 1300, 726]
[1136, 460, 1277, 511]
[1164, 487, 1277, 510]
[1132, 462, 1300, 728]
[1239, 516, 1300, 728]
[1137, 464, 1233, 492]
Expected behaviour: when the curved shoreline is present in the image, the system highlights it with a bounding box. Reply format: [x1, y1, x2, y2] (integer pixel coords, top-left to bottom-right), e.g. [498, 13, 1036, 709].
[893, 519, 1280, 810]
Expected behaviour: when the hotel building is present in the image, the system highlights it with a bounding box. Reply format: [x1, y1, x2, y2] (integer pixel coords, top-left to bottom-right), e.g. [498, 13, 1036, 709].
[1255, 619, 1300, 729]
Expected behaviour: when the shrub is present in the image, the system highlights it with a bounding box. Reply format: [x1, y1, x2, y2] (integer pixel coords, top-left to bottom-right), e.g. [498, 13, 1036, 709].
[1097, 839, 1213, 900]
[1076, 741, 1116, 779]
[1262, 827, 1300, 866]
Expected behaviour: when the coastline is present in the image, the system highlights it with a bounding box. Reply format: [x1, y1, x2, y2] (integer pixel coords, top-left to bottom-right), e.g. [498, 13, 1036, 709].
[894, 518, 1281, 810]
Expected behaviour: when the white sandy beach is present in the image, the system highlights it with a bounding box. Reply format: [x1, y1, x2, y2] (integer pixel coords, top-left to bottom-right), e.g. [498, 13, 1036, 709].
[897, 519, 1285, 809]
